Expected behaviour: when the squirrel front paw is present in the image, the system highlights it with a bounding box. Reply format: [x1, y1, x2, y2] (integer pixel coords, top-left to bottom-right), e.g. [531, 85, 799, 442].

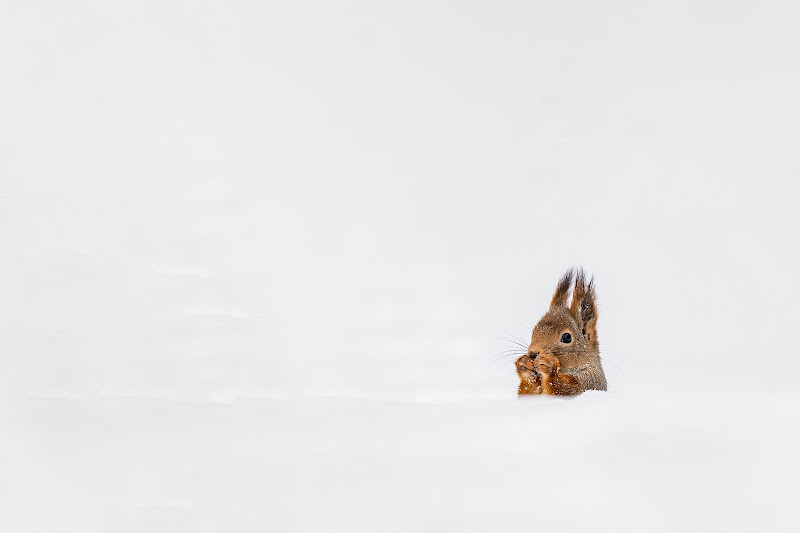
[533, 353, 560, 375]
[515, 355, 538, 382]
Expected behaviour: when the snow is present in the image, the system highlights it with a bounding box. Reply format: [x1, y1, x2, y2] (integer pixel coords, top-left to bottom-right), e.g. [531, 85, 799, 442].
[7, 390, 800, 531]
[2, 1, 800, 531]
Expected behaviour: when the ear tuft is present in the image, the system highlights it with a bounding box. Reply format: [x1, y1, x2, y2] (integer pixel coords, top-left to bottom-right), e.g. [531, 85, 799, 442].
[578, 274, 598, 342]
[580, 276, 597, 324]
[550, 269, 574, 308]
[569, 269, 587, 319]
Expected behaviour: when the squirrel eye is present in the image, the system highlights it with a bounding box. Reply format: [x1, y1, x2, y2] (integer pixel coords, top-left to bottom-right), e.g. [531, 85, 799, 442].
[560, 332, 572, 343]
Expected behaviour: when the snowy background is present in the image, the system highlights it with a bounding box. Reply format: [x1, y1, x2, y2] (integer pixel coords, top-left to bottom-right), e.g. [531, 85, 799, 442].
[2, 1, 800, 531]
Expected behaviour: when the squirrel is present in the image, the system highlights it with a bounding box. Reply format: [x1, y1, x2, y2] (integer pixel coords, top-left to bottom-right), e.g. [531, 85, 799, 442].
[515, 269, 607, 396]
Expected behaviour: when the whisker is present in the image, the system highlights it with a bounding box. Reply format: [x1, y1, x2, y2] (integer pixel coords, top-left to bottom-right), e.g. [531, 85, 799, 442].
[490, 352, 526, 362]
[512, 324, 529, 345]
[492, 336, 528, 348]
[488, 326, 535, 374]
[503, 343, 528, 352]
[598, 354, 621, 370]
[494, 345, 527, 355]
[491, 355, 522, 365]
[489, 357, 516, 368]
[491, 357, 524, 367]
[488, 350, 526, 366]
[497, 334, 528, 348]
[488, 358, 518, 373]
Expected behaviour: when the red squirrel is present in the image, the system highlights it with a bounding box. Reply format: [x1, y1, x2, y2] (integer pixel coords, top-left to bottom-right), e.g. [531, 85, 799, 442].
[516, 269, 607, 395]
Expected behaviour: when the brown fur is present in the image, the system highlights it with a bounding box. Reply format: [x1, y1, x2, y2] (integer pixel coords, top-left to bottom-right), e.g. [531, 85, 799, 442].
[516, 268, 607, 396]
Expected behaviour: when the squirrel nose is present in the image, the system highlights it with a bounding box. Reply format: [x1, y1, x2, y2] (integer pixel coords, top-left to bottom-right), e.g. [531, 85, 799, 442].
[528, 350, 539, 359]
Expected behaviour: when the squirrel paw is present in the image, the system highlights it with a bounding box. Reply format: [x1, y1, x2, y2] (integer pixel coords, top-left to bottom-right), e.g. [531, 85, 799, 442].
[533, 353, 560, 375]
[515, 355, 538, 382]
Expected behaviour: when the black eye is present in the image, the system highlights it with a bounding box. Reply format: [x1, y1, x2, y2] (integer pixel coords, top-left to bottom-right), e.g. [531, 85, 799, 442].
[560, 332, 572, 343]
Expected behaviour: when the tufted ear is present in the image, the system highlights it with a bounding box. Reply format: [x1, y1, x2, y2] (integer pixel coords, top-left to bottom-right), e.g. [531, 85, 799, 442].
[570, 269, 598, 341]
[550, 269, 574, 308]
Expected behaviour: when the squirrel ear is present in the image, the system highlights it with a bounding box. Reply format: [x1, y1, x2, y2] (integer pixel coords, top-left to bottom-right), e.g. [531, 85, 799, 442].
[550, 269, 574, 308]
[570, 270, 598, 340]
[569, 269, 586, 318]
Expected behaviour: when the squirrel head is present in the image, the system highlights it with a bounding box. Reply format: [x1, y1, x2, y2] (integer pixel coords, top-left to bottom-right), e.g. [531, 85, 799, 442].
[527, 269, 600, 370]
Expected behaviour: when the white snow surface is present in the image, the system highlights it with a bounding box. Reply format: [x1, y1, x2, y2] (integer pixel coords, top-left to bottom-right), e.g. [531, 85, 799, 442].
[2, 1, 800, 531]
